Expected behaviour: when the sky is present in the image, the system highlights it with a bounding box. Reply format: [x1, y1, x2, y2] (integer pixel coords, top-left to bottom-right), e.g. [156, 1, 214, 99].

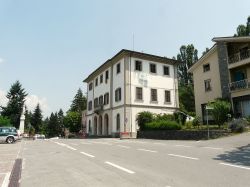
[0, 0, 249, 117]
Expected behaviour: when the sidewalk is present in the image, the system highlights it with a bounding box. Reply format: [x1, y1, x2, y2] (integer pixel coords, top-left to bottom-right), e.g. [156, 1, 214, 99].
[0, 142, 22, 187]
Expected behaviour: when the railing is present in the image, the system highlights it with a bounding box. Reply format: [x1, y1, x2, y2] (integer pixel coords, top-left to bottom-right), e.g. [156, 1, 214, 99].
[94, 104, 104, 114]
[229, 79, 250, 91]
[228, 49, 250, 64]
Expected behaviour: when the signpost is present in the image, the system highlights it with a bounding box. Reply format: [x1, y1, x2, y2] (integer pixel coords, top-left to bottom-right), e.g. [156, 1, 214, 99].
[205, 106, 213, 139]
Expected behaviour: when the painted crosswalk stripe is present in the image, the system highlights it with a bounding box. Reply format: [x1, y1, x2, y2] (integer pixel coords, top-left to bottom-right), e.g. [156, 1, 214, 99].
[137, 148, 157, 153]
[168, 154, 199, 160]
[105, 161, 135, 174]
[202, 147, 223, 150]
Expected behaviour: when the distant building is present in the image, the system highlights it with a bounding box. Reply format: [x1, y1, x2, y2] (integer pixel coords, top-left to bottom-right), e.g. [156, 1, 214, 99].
[188, 36, 250, 122]
[83, 49, 179, 137]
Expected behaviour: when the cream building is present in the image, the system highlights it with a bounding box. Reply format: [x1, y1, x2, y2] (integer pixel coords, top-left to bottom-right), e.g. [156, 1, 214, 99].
[84, 49, 179, 137]
[189, 36, 250, 122]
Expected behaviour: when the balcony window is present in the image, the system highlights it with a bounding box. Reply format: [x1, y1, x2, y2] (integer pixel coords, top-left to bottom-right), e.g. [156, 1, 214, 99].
[94, 98, 98, 108]
[115, 88, 122, 102]
[104, 93, 109, 105]
[150, 63, 157, 73]
[204, 79, 212, 92]
[99, 95, 103, 105]
[203, 64, 210, 72]
[88, 101, 92, 111]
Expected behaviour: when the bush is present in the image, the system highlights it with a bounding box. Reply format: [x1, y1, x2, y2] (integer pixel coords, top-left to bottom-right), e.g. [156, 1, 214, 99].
[192, 116, 201, 129]
[145, 120, 181, 130]
[228, 119, 248, 133]
[136, 111, 154, 130]
[155, 114, 175, 121]
[185, 121, 193, 129]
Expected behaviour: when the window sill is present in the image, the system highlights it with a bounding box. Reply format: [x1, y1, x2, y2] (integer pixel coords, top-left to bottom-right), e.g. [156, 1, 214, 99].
[150, 101, 158, 104]
[135, 99, 144, 103]
[164, 102, 172, 105]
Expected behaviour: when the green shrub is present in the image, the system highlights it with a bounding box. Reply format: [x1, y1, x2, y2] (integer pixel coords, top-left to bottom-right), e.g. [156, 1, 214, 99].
[0, 116, 11, 127]
[192, 116, 201, 129]
[246, 116, 250, 123]
[136, 111, 154, 130]
[228, 119, 248, 133]
[156, 114, 175, 121]
[185, 121, 193, 129]
[145, 120, 181, 130]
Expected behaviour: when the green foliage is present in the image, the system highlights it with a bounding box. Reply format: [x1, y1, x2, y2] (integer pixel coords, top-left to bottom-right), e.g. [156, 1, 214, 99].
[1, 81, 28, 128]
[179, 84, 195, 113]
[70, 88, 87, 113]
[246, 116, 250, 123]
[184, 121, 193, 129]
[156, 114, 175, 121]
[47, 112, 61, 137]
[31, 104, 43, 133]
[136, 111, 154, 130]
[235, 16, 250, 36]
[177, 44, 198, 86]
[145, 120, 181, 130]
[64, 111, 81, 133]
[192, 116, 201, 129]
[208, 99, 231, 128]
[0, 116, 11, 127]
[228, 119, 248, 133]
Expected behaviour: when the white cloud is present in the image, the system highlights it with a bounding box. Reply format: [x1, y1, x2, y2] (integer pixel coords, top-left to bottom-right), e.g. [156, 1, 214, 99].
[0, 58, 4, 64]
[0, 89, 50, 117]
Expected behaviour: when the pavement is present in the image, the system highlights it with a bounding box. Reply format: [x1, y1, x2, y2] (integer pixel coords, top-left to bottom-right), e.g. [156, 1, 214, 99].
[2, 132, 250, 187]
[0, 141, 22, 187]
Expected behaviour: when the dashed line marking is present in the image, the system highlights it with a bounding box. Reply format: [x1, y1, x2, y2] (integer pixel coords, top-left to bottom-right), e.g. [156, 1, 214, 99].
[117, 145, 130, 149]
[105, 161, 135, 174]
[65, 145, 77, 151]
[137, 148, 157, 153]
[175, 145, 192, 148]
[80, 152, 95, 158]
[81, 142, 92, 145]
[2, 172, 10, 187]
[153, 143, 165, 145]
[219, 163, 250, 170]
[202, 147, 223, 150]
[91, 141, 113, 145]
[168, 154, 199, 160]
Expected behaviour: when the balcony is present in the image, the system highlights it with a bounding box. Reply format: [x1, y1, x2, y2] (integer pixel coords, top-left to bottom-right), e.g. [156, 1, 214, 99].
[94, 104, 104, 114]
[228, 49, 250, 69]
[229, 79, 250, 92]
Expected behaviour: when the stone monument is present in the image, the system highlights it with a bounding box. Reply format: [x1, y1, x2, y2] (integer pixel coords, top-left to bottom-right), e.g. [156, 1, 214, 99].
[19, 107, 25, 134]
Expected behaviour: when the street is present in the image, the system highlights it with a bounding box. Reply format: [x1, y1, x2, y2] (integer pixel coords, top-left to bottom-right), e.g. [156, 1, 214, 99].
[14, 133, 250, 187]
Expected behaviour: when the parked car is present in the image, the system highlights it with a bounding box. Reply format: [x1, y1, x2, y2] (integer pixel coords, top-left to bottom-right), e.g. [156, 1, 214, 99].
[0, 127, 19, 144]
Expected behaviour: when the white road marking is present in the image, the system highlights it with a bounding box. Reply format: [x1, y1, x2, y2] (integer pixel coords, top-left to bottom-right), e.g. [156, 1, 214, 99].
[220, 163, 250, 170]
[168, 154, 199, 160]
[91, 141, 113, 145]
[2, 172, 10, 187]
[202, 146, 223, 150]
[105, 161, 135, 174]
[117, 145, 130, 149]
[65, 145, 77, 151]
[153, 143, 165, 145]
[81, 142, 92, 145]
[80, 152, 95, 158]
[175, 145, 192, 148]
[70, 143, 78, 146]
[137, 148, 157, 153]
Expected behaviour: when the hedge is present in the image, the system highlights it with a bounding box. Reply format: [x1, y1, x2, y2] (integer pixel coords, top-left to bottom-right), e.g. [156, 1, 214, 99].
[145, 120, 181, 130]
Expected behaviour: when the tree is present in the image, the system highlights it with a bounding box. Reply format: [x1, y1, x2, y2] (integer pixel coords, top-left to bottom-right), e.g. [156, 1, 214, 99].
[64, 111, 81, 133]
[31, 104, 43, 133]
[179, 85, 195, 113]
[0, 116, 11, 127]
[1, 81, 28, 128]
[235, 16, 250, 36]
[136, 111, 154, 131]
[208, 99, 231, 128]
[177, 44, 198, 86]
[202, 47, 210, 56]
[47, 112, 61, 137]
[58, 109, 64, 134]
[69, 88, 87, 113]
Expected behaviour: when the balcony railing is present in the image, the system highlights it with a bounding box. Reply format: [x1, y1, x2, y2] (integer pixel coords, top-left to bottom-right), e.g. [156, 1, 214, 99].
[94, 104, 104, 114]
[229, 79, 250, 91]
[228, 49, 250, 64]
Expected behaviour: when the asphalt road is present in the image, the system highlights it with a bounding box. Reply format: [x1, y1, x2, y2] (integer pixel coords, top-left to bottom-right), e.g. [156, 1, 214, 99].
[19, 133, 250, 187]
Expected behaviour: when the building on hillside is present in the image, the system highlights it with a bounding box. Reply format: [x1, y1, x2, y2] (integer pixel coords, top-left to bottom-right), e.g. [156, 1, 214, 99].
[83, 49, 179, 138]
[188, 36, 250, 122]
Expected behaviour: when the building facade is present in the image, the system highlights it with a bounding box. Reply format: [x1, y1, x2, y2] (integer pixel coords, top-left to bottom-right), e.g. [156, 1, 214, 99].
[84, 49, 179, 137]
[188, 36, 250, 122]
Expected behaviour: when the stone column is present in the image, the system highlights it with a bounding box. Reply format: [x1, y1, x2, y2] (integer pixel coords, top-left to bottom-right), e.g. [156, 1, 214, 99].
[19, 108, 25, 134]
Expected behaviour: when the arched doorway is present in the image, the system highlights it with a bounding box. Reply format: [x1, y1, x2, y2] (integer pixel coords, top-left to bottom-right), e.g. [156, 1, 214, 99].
[116, 114, 120, 133]
[104, 114, 109, 135]
[94, 116, 97, 135]
[99, 115, 103, 135]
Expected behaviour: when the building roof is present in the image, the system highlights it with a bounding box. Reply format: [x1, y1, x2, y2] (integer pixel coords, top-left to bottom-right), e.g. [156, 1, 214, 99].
[188, 45, 217, 73]
[212, 36, 250, 42]
[83, 49, 179, 83]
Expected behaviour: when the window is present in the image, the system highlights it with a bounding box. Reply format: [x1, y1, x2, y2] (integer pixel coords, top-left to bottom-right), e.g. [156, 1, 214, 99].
[89, 83, 93, 91]
[136, 87, 143, 100]
[117, 63, 121, 74]
[204, 79, 211, 92]
[95, 78, 98, 86]
[150, 63, 157, 73]
[116, 114, 120, 132]
[203, 64, 210, 72]
[99, 95, 103, 105]
[100, 74, 103, 84]
[165, 90, 171, 103]
[88, 101, 92, 111]
[105, 70, 109, 83]
[104, 93, 109, 105]
[151, 89, 158, 102]
[115, 88, 122, 102]
[94, 98, 98, 108]
[135, 60, 142, 71]
[88, 120, 91, 134]
[163, 66, 170, 76]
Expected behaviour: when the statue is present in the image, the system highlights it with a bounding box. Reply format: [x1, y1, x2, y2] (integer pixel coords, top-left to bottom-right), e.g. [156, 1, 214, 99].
[19, 106, 25, 134]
